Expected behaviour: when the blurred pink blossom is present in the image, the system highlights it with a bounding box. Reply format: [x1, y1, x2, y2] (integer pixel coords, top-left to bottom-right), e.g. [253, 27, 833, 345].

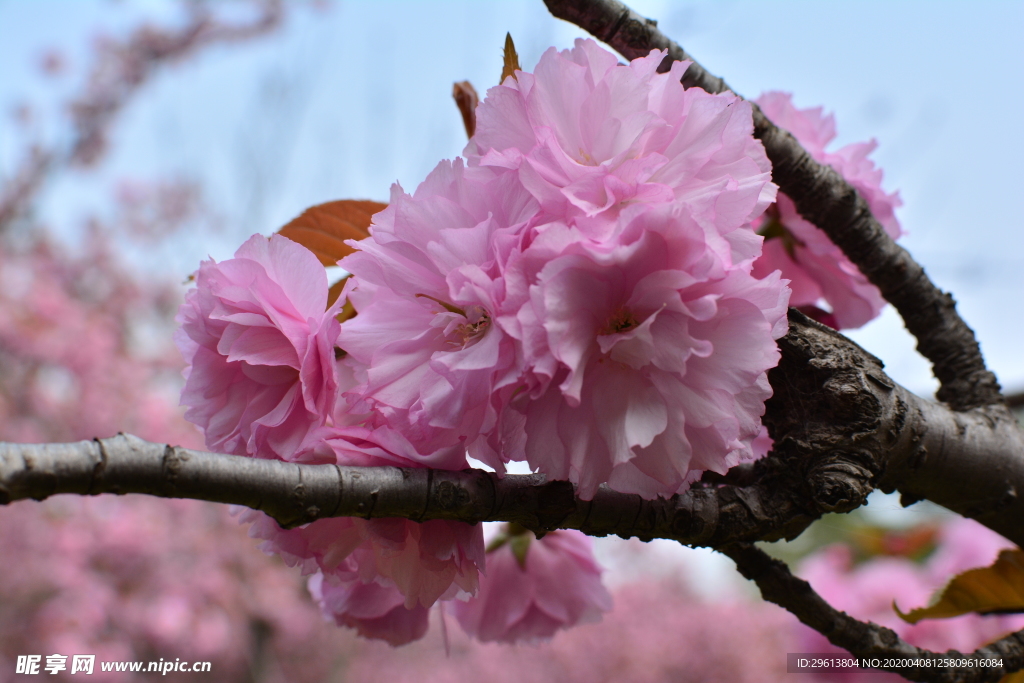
[38, 49, 67, 77]
[0, 235, 192, 445]
[452, 527, 612, 643]
[309, 573, 430, 647]
[797, 517, 1024, 682]
[114, 179, 207, 242]
[752, 92, 902, 329]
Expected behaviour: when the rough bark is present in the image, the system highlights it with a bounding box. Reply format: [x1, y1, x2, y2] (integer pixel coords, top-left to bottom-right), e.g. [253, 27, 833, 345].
[542, 0, 1001, 412]
[4, 314, 1022, 548]
[3, 316, 1022, 682]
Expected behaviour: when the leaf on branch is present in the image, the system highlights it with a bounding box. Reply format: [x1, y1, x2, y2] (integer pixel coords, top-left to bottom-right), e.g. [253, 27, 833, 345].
[501, 33, 520, 84]
[452, 80, 479, 139]
[277, 200, 385, 267]
[896, 548, 1024, 624]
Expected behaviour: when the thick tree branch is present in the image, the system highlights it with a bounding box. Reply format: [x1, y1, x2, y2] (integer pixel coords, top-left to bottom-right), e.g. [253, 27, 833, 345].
[3, 317, 1021, 683]
[722, 543, 1024, 683]
[542, 0, 1001, 411]
[0, 434, 789, 543]
[3, 315, 1022, 547]
[763, 313, 1024, 547]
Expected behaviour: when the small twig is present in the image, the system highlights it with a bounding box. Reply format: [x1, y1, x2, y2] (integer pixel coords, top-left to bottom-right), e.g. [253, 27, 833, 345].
[721, 542, 1024, 683]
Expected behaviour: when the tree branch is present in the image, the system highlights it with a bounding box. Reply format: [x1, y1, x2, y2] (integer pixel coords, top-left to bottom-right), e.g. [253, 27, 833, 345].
[4, 315, 1021, 683]
[3, 314, 1022, 547]
[722, 543, 1024, 683]
[542, 0, 1001, 411]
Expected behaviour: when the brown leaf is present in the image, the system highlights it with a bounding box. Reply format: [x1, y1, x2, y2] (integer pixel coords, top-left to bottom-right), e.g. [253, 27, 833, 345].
[999, 670, 1024, 683]
[452, 80, 479, 139]
[501, 33, 520, 84]
[896, 549, 1024, 624]
[277, 199, 385, 267]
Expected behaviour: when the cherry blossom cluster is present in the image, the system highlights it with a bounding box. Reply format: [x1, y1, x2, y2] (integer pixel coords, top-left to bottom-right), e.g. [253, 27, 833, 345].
[752, 92, 902, 329]
[177, 39, 899, 646]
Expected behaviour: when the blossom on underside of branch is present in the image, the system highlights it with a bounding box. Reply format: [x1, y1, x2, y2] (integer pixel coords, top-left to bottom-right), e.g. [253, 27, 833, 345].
[309, 573, 431, 647]
[452, 526, 612, 643]
[752, 91, 903, 330]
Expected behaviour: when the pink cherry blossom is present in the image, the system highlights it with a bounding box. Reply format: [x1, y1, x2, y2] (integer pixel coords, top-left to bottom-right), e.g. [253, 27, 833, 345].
[342, 577, 797, 682]
[241, 509, 484, 612]
[176, 233, 341, 460]
[238, 420, 485, 641]
[335, 42, 789, 500]
[452, 527, 612, 643]
[309, 573, 430, 647]
[177, 233, 487, 643]
[338, 159, 538, 460]
[468, 38, 776, 263]
[501, 203, 789, 499]
[752, 91, 902, 329]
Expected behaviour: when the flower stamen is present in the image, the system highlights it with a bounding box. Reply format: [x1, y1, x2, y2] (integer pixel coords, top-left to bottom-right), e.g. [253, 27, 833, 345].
[601, 308, 640, 336]
[447, 312, 491, 348]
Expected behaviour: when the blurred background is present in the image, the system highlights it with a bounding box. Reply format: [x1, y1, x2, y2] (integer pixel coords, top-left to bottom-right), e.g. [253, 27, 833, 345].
[1, 1, 1022, 681]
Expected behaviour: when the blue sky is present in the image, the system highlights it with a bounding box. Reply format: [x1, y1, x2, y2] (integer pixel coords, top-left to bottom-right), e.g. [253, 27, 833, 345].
[2, 0, 1023, 397]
